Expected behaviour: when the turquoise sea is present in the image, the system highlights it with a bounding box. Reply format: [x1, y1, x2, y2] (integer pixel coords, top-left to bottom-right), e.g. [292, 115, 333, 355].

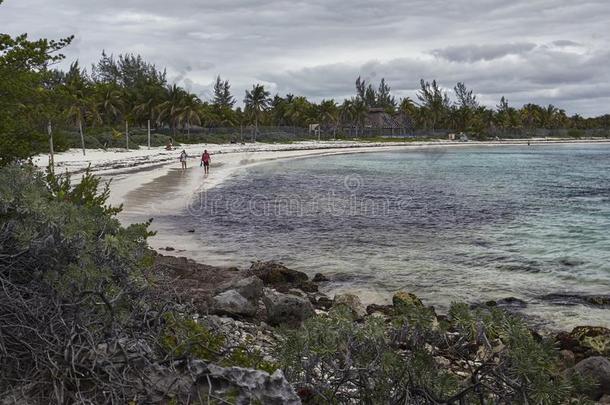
[166, 144, 610, 329]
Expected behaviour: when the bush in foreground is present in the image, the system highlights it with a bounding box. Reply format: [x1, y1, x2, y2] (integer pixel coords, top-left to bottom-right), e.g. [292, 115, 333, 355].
[0, 165, 283, 403]
[0, 165, 161, 402]
[275, 303, 590, 404]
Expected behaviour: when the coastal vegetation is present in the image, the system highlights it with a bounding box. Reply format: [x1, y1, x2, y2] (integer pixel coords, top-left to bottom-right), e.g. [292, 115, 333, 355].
[2, 12, 610, 166]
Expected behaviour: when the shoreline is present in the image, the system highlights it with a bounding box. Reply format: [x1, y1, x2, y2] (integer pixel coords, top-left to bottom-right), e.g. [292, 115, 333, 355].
[33, 138, 610, 208]
[35, 139, 610, 332]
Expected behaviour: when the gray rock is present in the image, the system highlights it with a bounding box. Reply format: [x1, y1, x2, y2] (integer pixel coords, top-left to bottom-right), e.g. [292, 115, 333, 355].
[211, 290, 257, 318]
[146, 360, 300, 404]
[333, 293, 366, 320]
[287, 288, 307, 298]
[218, 276, 264, 302]
[560, 349, 575, 368]
[315, 296, 333, 310]
[263, 289, 315, 327]
[250, 261, 308, 285]
[571, 356, 610, 400]
[206, 364, 301, 405]
[312, 272, 330, 282]
[600, 394, 610, 404]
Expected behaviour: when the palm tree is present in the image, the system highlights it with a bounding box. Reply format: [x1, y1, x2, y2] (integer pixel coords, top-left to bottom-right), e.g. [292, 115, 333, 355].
[178, 93, 202, 136]
[119, 89, 138, 149]
[284, 96, 311, 128]
[65, 95, 87, 155]
[351, 98, 369, 136]
[398, 97, 418, 134]
[339, 99, 355, 135]
[95, 84, 123, 125]
[319, 99, 339, 139]
[244, 84, 271, 142]
[63, 61, 97, 155]
[157, 84, 187, 136]
[520, 104, 542, 135]
[132, 87, 163, 149]
[133, 86, 163, 127]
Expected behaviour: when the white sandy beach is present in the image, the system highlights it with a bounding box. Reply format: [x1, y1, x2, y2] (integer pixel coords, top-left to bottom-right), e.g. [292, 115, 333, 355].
[33, 138, 610, 205]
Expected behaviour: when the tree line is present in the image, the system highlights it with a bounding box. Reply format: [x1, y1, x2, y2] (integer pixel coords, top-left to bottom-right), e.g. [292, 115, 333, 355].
[2, 15, 609, 165]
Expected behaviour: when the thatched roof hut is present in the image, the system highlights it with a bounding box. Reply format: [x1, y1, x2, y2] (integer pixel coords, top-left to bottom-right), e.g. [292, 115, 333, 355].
[366, 108, 405, 129]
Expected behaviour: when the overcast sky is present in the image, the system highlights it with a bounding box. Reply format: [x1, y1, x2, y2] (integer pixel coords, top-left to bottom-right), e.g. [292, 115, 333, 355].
[2, 0, 610, 116]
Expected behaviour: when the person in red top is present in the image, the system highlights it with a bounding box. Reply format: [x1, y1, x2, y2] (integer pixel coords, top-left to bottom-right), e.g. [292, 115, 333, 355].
[201, 150, 211, 174]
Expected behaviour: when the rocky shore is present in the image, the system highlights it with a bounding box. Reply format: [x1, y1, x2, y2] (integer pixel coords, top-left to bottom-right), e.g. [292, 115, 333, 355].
[152, 254, 610, 403]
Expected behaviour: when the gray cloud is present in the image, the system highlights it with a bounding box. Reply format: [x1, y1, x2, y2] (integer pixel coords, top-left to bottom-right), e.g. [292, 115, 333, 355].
[431, 43, 537, 63]
[552, 40, 582, 47]
[1, 0, 609, 115]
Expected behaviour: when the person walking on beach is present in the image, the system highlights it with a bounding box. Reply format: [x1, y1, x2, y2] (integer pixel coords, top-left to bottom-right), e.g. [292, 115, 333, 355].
[179, 149, 188, 170]
[201, 149, 211, 174]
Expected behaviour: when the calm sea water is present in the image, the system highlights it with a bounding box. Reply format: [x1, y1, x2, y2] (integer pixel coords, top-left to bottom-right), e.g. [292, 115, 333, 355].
[161, 144, 610, 329]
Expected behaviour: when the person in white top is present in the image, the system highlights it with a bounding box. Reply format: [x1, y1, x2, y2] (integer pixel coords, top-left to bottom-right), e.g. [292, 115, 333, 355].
[179, 150, 188, 170]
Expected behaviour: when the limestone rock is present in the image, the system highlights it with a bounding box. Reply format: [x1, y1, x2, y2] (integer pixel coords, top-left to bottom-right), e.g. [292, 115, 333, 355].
[211, 290, 257, 318]
[263, 289, 315, 327]
[249, 261, 308, 285]
[313, 295, 333, 310]
[559, 349, 575, 368]
[332, 293, 366, 320]
[218, 276, 264, 302]
[392, 291, 423, 309]
[556, 326, 610, 360]
[571, 356, 610, 400]
[366, 303, 394, 316]
[249, 261, 317, 292]
[206, 364, 301, 405]
[312, 273, 330, 282]
[496, 296, 527, 309]
[298, 280, 319, 293]
[147, 360, 301, 404]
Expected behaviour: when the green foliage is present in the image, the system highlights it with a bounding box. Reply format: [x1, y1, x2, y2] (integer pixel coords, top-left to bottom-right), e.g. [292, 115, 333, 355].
[276, 301, 584, 404]
[0, 165, 160, 402]
[222, 340, 278, 374]
[159, 315, 278, 374]
[213, 75, 236, 108]
[393, 301, 437, 330]
[448, 302, 575, 403]
[46, 166, 122, 216]
[0, 165, 153, 299]
[160, 313, 225, 361]
[0, 25, 73, 164]
[244, 84, 272, 137]
[275, 308, 459, 404]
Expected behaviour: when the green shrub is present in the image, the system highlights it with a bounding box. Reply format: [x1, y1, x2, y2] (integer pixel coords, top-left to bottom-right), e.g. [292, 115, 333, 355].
[130, 133, 174, 147]
[275, 306, 459, 404]
[160, 313, 225, 361]
[222, 340, 278, 374]
[275, 302, 582, 404]
[0, 165, 157, 402]
[448, 302, 575, 404]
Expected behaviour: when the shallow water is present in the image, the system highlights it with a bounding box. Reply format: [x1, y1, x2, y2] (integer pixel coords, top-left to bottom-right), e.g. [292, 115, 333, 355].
[149, 144, 610, 329]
